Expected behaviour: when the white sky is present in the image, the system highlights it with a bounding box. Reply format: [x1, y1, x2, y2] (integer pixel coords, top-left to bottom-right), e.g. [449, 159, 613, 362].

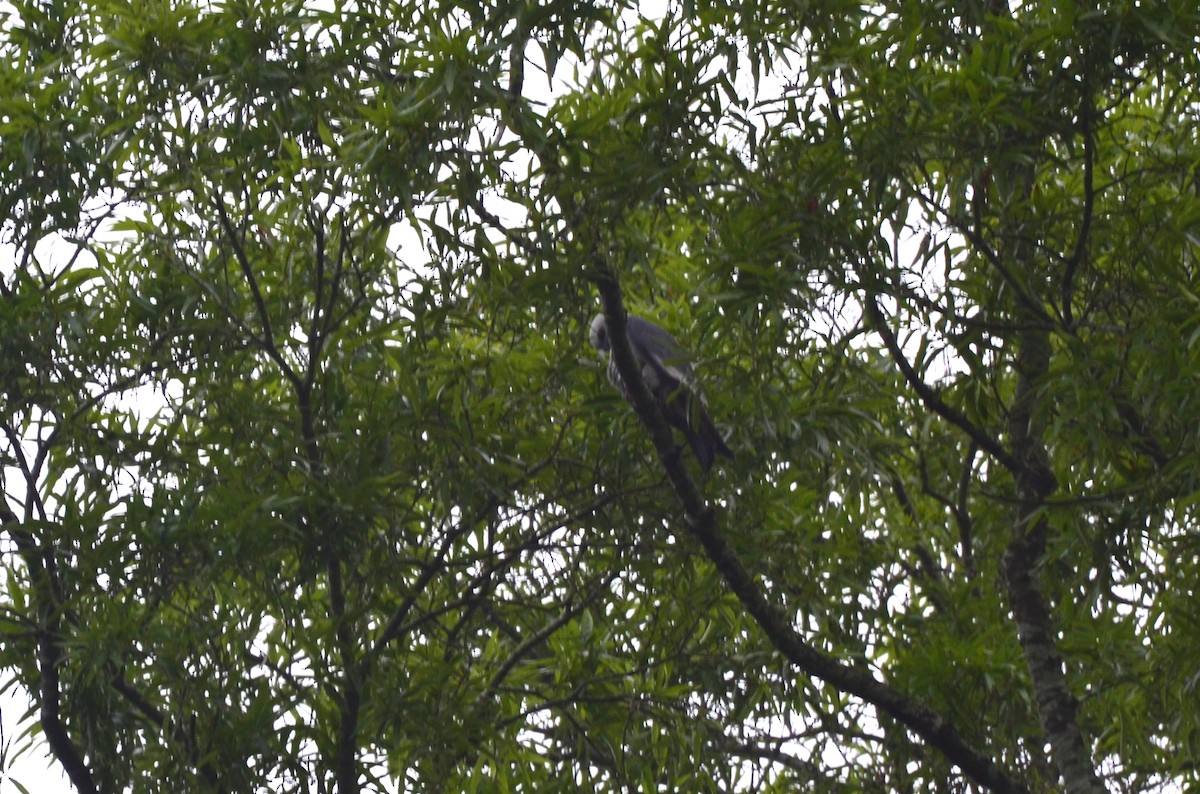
[0, 687, 70, 793]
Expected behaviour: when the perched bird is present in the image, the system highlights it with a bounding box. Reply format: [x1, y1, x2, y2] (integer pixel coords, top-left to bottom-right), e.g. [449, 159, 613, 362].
[589, 313, 733, 471]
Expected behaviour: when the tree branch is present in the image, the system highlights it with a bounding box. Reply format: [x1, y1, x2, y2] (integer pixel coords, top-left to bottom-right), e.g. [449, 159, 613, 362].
[866, 297, 1020, 474]
[1003, 319, 1105, 794]
[474, 570, 617, 708]
[1062, 58, 1095, 329]
[595, 277, 1030, 794]
[328, 557, 360, 794]
[214, 194, 302, 392]
[1, 502, 98, 794]
[38, 623, 98, 794]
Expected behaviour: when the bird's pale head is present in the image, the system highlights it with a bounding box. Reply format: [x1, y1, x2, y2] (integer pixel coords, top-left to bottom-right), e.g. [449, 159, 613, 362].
[588, 314, 610, 352]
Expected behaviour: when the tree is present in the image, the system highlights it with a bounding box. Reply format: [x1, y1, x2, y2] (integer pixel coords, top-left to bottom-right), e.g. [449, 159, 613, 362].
[2, 0, 1198, 791]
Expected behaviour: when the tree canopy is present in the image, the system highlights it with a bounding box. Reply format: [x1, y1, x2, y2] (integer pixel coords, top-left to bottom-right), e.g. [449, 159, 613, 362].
[2, 0, 1199, 791]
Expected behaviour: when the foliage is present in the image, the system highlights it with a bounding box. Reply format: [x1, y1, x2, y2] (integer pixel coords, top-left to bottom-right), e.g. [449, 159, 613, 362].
[2, 0, 1199, 791]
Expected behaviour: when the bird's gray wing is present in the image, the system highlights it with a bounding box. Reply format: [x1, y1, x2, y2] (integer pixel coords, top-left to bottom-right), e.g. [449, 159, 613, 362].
[598, 313, 733, 471]
[626, 316, 695, 387]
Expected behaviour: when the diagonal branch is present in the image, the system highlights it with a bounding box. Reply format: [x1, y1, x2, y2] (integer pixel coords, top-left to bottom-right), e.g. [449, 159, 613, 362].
[474, 569, 619, 708]
[595, 276, 1029, 794]
[866, 296, 1020, 474]
[214, 194, 302, 392]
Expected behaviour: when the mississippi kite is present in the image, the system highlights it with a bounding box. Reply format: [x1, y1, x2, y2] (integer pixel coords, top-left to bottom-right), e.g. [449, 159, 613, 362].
[589, 313, 733, 471]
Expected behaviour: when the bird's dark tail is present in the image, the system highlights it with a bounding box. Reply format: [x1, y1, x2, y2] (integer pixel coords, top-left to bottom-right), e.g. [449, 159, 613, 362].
[662, 388, 733, 472]
[686, 413, 733, 473]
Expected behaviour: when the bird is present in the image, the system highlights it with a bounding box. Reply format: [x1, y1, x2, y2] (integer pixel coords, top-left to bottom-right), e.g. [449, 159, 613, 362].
[589, 312, 733, 471]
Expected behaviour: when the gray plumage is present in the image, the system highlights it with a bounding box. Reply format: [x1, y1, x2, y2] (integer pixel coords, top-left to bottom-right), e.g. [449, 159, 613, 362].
[589, 313, 733, 471]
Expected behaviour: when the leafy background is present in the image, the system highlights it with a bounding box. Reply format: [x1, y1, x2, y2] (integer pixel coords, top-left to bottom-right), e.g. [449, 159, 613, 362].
[1, 0, 1198, 791]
